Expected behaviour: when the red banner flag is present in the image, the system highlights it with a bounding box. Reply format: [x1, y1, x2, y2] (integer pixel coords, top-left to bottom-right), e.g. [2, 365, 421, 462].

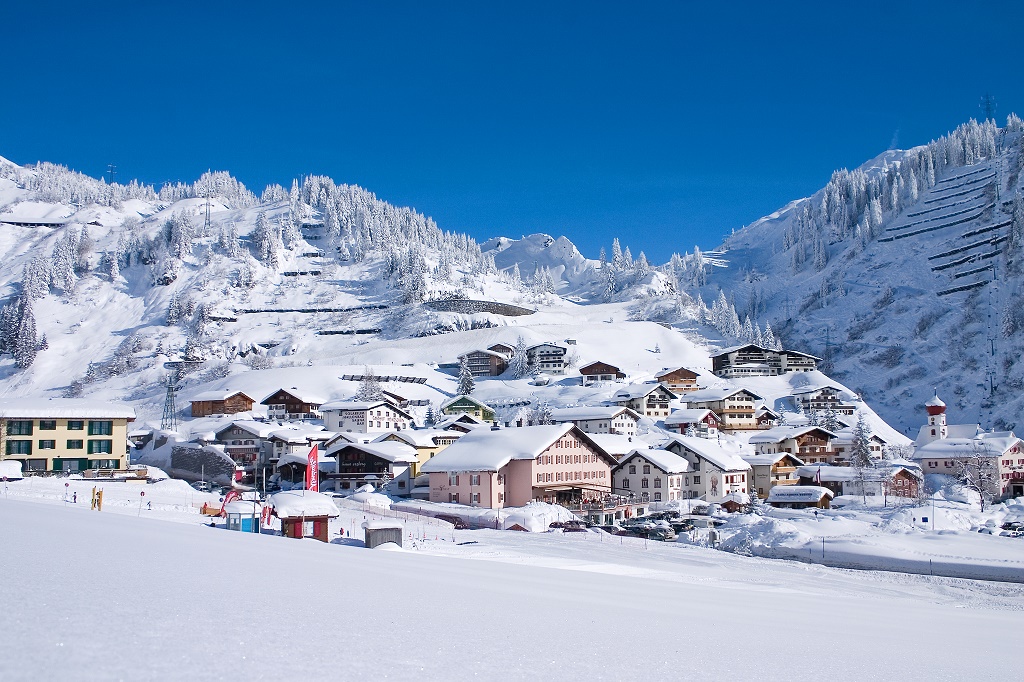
[219, 489, 241, 516]
[305, 444, 319, 492]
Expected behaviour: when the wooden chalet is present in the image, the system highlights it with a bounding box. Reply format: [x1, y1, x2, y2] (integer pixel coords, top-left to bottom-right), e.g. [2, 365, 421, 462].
[712, 344, 819, 378]
[655, 367, 699, 392]
[440, 395, 496, 422]
[260, 388, 324, 421]
[190, 390, 256, 417]
[460, 349, 509, 376]
[579, 361, 626, 385]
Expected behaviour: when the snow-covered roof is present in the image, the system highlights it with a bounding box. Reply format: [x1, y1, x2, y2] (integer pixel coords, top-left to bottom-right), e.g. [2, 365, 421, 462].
[742, 451, 804, 467]
[223, 500, 262, 516]
[214, 420, 278, 439]
[790, 384, 846, 397]
[661, 435, 751, 472]
[912, 432, 1021, 459]
[420, 424, 578, 473]
[268, 490, 339, 518]
[617, 448, 690, 474]
[375, 429, 461, 448]
[0, 399, 136, 420]
[462, 349, 508, 359]
[664, 408, 717, 425]
[191, 389, 254, 402]
[433, 413, 485, 428]
[587, 433, 650, 458]
[321, 400, 387, 411]
[767, 485, 834, 502]
[713, 343, 821, 360]
[613, 383, 676, 400]
[549, 406, 637, 422]
[439, 394, 493, 412]
[655, 366, 698, 378]
[748, 425, 837, 444]
[276, 451, 337, 470]
[362, 520, 404, 530]
[684, 387, 763, 403]
[260, 388, 326, 405]
[330, 441, 419, 464]
[925, 394, 946, 408]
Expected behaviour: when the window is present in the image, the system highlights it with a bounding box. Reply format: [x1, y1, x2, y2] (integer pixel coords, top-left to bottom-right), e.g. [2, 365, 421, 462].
[622, 478, 630, 489]
[88, 440, 112, 455]
[497, 474, 504, 485]
[449, 493, 459, 503]
[693, 476, 701, 485]
[628, 465, 636, 474]
[38, 440, 56, 450]
[6, 420, 32, 436]
[449, 474, 459, 486]
[67, 440, 84, 450]
[536, 473, 542, 483]
[641, 478, 649, 489]
[39, 420, 57, 430]
[471, 493, 480, 504]
[654, 478, 662, 488]
[67, 420, 83, 431]
[470, 474, 480, 486]
[498, 493, 504, 503]
[88, 421, 113, 436]
[653, 492, 662, 502]
[23, 459, 46, 471]
[643, 465, 651, 474]
[6, 440, 31, 455]
[89, 459, 119, 469]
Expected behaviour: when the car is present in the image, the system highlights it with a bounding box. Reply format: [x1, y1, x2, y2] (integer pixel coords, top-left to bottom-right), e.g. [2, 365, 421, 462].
[435, 514, 469, 530]
[648, 528, 677, 542]
[191, 481, 212, 492]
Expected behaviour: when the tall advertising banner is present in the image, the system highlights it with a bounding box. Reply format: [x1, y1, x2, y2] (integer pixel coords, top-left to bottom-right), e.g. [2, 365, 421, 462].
[305, 444, 319, 492]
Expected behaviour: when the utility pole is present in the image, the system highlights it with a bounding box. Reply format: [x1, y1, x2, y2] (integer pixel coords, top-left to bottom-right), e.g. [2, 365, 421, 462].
[987, 264, 998, 396]
[980, 94, 997, 124]
[204, 169, 212, 234]
[106, 163, 117, 185]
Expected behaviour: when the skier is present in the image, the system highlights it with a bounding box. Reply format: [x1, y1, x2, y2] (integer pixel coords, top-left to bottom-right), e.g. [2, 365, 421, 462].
[72, 492, 77, 504]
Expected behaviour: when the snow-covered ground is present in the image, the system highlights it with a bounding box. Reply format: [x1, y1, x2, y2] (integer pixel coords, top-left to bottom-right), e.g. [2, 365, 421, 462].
[2, 494, 1023, 681]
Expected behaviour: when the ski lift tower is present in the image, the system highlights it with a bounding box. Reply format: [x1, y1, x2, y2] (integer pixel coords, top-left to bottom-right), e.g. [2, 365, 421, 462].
[160, 364, 182, 431]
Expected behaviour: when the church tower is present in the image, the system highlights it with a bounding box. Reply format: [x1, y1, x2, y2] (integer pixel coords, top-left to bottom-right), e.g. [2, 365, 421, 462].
[921, 392, 947, 444]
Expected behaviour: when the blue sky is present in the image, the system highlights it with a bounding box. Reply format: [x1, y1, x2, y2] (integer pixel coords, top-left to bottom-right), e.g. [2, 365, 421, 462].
[2, 1, 1022, 262]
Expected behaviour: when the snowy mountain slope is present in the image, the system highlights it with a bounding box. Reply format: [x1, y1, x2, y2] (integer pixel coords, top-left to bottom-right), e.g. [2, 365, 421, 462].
[702, 117, 1024, 436]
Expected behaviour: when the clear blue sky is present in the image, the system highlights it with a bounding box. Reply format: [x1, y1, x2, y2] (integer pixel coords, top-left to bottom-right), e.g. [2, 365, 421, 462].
[2, 1, 1021, 262]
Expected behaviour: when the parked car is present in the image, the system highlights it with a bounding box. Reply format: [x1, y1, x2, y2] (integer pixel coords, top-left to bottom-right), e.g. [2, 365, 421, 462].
[191, 481, 212, 492]
[435, 514, 469, 530]
[648, 527, 677, 542]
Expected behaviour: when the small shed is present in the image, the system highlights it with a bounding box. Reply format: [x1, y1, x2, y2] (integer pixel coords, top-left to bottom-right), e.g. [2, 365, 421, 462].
[223, 500, 262, 533]
[767, 485, 833, 509]
[268, 490, 339, 542]
[362, 520, 404, 549]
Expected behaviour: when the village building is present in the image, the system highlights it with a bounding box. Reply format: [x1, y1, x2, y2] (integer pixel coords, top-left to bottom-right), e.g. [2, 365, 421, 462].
[260, 388, 325, 421]
[797, 464, 922, 500]
[189, 390, 256, 417]
[711, 344, 819, 378]
[548, 406, 640, 436]
[660, 435, 751, 502]
[420, 424, 617, 508]
[655, 367, 699, 393]
[213, 420, 277, 469]
[612, 448, 690, 503]
[612, 383, 677, 419]
[325, 441, 420, 495]
[526, 343, 568, 375]
[586, 433, 650, 462]
[267, 490, 339, 542]
[440, 395, 496, 422]
[911, 394, 1024, 500]
[460, 349, 509, 377]
[755, 406, 781, 429]
[578, 361, 626, 385]
[766, 485, 833, 509]
[742, 451, 805, 499]
[488, 342, 515, 357]
[748, 425, 837, 464]
[434, 413, 490, 433]
[320, 400, 414, 434]
[0, 399, 136, 473]
[791, 385, 857, 416]
[830, 428, 887, 464]
[373, 428, 462, 471]
[275, 450, 337, 489]
[663, 408, 721, 438]
[684, 387, 765, 431]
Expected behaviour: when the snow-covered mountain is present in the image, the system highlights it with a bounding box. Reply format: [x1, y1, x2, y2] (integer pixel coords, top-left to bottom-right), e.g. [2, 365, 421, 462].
[701, 117, 1024, 436]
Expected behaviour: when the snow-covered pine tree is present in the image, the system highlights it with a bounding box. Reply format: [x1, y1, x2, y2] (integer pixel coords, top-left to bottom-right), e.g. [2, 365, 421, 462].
[76, 227, 94, 273]
[850, 413, 873, 468]
[458, 355, 476, 395]
[356, 367, 384, 401]
[821, 405, 839, 432]
[425, 405, 437, 426]
[509, 336, 530, 379]
[14, 295, 37, 369]
[633, 251, 649, 284]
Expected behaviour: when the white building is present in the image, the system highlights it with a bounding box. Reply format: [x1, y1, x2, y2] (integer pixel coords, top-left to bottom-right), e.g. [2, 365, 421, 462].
[320, 400, 414, 435]
[684, 387, 764, 431]
[660, 435, 751, 502]
[611, 383, 677, 419]
[612, 448, 690, 503]
[527, 344, 568, 375]
[549, 406, 640, 436]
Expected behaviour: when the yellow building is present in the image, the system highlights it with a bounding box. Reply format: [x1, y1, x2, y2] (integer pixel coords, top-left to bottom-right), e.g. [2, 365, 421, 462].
[374, 428, 463, 475]
[0, 399, 136, 473]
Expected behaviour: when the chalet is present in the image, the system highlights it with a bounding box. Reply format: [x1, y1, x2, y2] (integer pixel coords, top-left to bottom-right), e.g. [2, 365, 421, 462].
[655, 367, 699, 393]
[684, 388, 764, 431]
[460, 349, 509, 377]
[663, 408, 721, 438]
[755, 406, 780, 429]
[748, 426, 837, 464]
[267, 427, 332, 463]
[326, 441, 420, 495]
[275, 449, 336, 488]
[742, 452, 804, 499]
[267, 490, 338, 542]
[488, 343, 514, 357]
[434, 413, 490, 433]
[440, 395, 495, 422]
[661, 435, 751, 502]
[613, 449, 690, 503]
[190, 390, 256, 417]
[792, 385, 856, 415]
[579, 361, 625, 385]
[260, 388, 325, 421]
[830, 428, 887, 464]
[320, 400, 414, 434]
[711, 344, 819, 378]
[911, 394, 1024, 500]
[612, 383, 677, 419]
[419, 424, 617, 508]
[548, 406, 640, 436]
[374, 428, 462, 472]
[0, 399, 136, 473]
[797, 464, 922, 500]
[214, 421, 277, 469]
[767, 485, 833, 509]
[526, 344, 568, 375]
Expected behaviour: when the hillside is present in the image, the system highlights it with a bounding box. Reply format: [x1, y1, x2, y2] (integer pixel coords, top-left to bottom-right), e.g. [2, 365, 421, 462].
[702, 117, 1024, 436]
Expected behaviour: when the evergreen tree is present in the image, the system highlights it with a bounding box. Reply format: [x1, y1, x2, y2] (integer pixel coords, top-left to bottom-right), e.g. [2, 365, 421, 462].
[633, 251, 650, 284]
[821, 405, 840, 433]
[850, 413, 873, 468]
[425, 405, 438, 426]
[14, 295, 37, 369]
[356, 367, 384, 401]
[509, 336, 530, 379]
[458, 355, 476, 395]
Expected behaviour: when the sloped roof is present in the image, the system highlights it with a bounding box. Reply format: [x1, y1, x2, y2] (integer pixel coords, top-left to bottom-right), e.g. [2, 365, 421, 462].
[912, 431, 1020, 459]
[684, 387, 763, 403]
[664, 408, 717, 425]
[617, 448, 690, 474]
[742, 451, 805, 467]
[579, 361, 624, 375]
[440, 394, 494, 413]
[214, 420, 278, 439]
[0, 399, 136, 420]
[421, 424, 594, 473]
[613, 383, 677, 400]
[655, 366, 698, 379]
[191, 389, 255, 402]
[550, 406, 638, 422]
[268, 490, 339, 519]
[587, 433, 650, 457]
[375, 429, 461, 448]
[661, 434, 751, 472]
[329, 441, 419, 463]
[749, 426, 837, 444]
[260, 388, 326, 405]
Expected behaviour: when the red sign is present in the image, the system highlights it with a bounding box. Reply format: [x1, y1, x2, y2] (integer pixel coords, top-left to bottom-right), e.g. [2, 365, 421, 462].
[305, 444, 319, 492]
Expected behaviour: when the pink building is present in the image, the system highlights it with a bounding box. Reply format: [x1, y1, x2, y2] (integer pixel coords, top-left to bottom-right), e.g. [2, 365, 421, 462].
[419, 424, 616, 508]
